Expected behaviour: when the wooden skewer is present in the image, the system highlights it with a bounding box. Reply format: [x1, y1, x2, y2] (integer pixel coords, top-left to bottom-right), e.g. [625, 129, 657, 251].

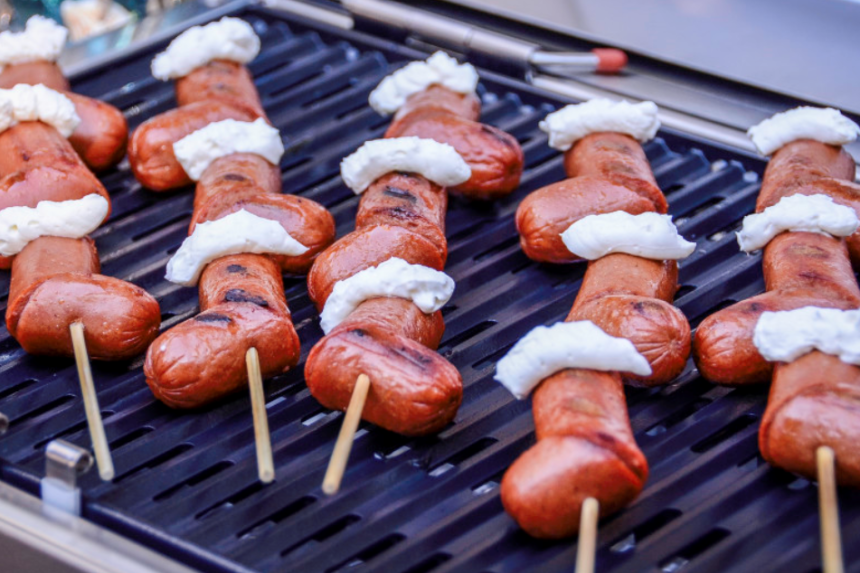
[816, 446, 844, 573]
[246, 348, 275, 484]
[69, 322, 114, 481]
[322, 373, 370, 496]
[575, 497, 599, 573]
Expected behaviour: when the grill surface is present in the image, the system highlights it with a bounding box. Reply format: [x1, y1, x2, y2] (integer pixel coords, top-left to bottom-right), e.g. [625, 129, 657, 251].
[0, 6, 857, 573]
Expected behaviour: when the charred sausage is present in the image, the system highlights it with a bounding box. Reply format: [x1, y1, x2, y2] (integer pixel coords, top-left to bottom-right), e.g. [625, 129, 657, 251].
[128, 100, 257, 191]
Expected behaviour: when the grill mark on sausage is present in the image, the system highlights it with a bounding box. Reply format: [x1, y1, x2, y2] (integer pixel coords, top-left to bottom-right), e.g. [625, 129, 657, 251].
[223, 288, 269, 307]
[390, 344, 433, 369]
[222, 173, 247, 182]
[480, 124, 517, 149]
[195, 313, 232, 323]
[383, 186, 418, 203]
[226, 264, 247, 274]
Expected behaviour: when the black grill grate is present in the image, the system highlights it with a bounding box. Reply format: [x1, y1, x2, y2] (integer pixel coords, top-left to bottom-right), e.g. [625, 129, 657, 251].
[0, 6, 857, 573]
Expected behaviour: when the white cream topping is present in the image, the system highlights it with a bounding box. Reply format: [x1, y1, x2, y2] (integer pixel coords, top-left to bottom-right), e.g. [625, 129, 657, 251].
[340, 136, 471, 194]
[561, 211, 695, 261]
[0, 84, 80, 137]
[0, 194, 108, 257]
[151, 17, 260, 81]
[747, 107, 860, 156]
[736, 194, 859, 252]
[319, 257, 455, 334]
[0, 16, 68, 71]
[173, 118, 284, 181]
[754, 307, 860, 365]
[165, 209, 307, 286]
[495, 321, 652, 399]
[539, 98, 661, 151]
[369, 51, 479, 115]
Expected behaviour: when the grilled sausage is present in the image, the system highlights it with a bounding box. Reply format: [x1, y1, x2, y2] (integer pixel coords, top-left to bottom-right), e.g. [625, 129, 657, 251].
[145, 253, 300, 408]
[756, 139, 860, 266]
[305, 297, 460, 436]
[7, 236, 160, 359]
[305, 166, 462, 435]
[694, 232, 860, 385]
[516, 132, 665, 264]
[504, 123, 685, 538]
[568, 254, 690, 385]
[128, 100, 257, 191]
[759, 351, 860, 487]
[0, 61, 69, 91]
[0, 61, 129, 171]
[175, 60, 265, 118]
[388, 110, 523, 200]
[385, 85, 523, 200]
[501, 369, 648, 538]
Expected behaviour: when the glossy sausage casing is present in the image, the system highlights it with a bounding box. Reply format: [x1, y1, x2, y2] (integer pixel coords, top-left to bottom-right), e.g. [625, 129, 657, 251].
[145, 254, 299, 408]
[0, 61, 128, 171]
[7, 237, 160, 359]
[501, 369, 647, 538]
[694, 232, 860, 385]
[305, 297, 460, 436]
[175, 60, 265, 118]
[128, 100, 257, 191]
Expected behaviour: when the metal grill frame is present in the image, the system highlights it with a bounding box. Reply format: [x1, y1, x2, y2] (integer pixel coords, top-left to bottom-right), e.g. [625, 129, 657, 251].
[0, 5, 856, 573]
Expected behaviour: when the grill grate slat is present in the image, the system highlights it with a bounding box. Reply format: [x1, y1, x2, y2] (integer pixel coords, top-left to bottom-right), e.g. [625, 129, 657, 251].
[0, 6, 855, 573]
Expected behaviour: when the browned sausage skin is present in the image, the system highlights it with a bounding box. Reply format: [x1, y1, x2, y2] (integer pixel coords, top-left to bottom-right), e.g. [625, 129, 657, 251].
[385, 84, 523, 200]
[503, 115, 688, 538]
[502, 369, 648, 539]
[145, 254, 300, 408]
[0, 61, 129, 171]
[144, 151, 334, 407]
[759, 351, 860, 487]
[128, 101, 257, 191]
[0, 123, 160, 359]
[694, 139, 860, 386]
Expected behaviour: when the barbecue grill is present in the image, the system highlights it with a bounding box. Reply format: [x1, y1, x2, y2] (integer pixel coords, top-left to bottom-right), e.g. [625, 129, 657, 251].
[1, 1, 858, 572]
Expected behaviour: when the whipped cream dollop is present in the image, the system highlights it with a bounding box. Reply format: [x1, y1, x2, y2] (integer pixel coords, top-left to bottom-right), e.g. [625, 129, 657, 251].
[495, 321, 652, 399]
[369, 51, 479, 115]
[320, 257, 455, 334]
[0, 84, 80, 137]
[340, 136, 470, 193]
[0, 16, 68, 71]
[166, 209, 307, 286]
[540, 98, 661, 151]
[736, 194, 859, 252]
[173, 118, 284, 181]
[561, 211, 695, 260]
[747, 107, 860, 156]
[151, 17, 260, 81]
[0, 194, 108, 257]
[754, 307, 860, 365]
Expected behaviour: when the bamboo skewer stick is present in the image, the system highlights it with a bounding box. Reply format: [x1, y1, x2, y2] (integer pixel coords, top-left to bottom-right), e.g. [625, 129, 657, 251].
[817, 446, 844, 573]
[575, 497, 599, 573]
[246, 348, 275, 484]
[322, 373, 371, 495]
[69, 322, 114, 481]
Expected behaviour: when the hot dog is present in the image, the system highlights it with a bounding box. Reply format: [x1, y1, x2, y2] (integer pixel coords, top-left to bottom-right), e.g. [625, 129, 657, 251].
[141, 31, 336, 407]
[144, 150, 335, 407]
[693, 138, 860, 386]
[0, 58, 128, 172]
[304, 157, 463, 434]
[516, 133, 665, 264]
[694, 232, 860, 385]
[370, 52, 523, 201]
[0, 104, 160, 359]
[500, 99, 688, 538]
[128, 17, 267, 191]
[129, 101, 257, 191]
[695, 106, 860, 485]
[501, 369, 648, 538]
